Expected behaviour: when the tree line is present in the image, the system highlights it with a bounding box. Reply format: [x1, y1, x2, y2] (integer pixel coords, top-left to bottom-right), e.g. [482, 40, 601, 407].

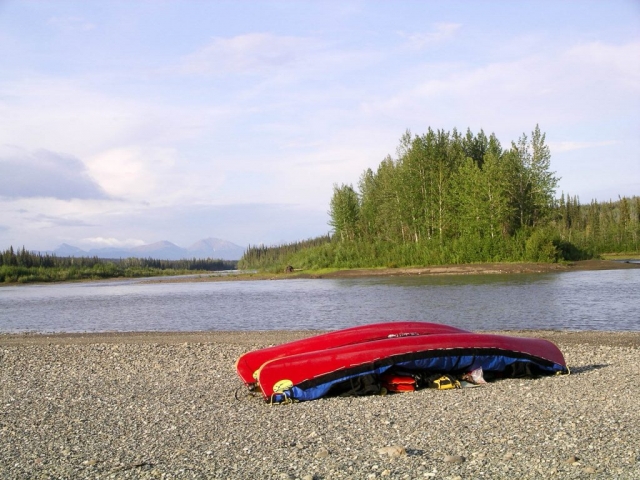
[555, 194, 639, 254]
[330, 125, 557, 246]
[238, 235, 331, 270]
[0, 247, 237, 283]
[239, 126, 638, 271]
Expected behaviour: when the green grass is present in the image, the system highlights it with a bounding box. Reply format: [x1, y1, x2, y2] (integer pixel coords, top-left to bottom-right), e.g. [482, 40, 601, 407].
[0, 265, 204, 285]
[600, 252, 640, 260]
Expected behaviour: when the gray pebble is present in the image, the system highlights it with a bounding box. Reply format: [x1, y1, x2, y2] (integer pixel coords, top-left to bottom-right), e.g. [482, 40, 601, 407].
[315, 447, 329, 459]
[444, 455, 465, 464]
[377, 446, 406, 457]
[1, 334, 639, 479]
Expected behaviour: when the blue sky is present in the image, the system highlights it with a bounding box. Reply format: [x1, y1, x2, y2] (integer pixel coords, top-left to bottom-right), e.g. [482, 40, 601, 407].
[1, 1, 639, 251]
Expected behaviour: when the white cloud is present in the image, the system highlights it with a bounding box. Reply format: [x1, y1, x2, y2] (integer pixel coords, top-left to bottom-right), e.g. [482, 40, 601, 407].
[180, 33, 319, 76]
[566, 41, 640, 90]
[0, 77, 228, 160]
[47, 16, 96, 32]
[33, 214, 96, 227]
[80, 237, 145, 248]
[178, 32, 380, 83]
[0, 78, 147, 157]
[359, 39, 640, 138]
[398, 23, 462, 50]
[85, 147, 171, 200]
[548, 140, 618, 153]
[86, 145, 235, 206]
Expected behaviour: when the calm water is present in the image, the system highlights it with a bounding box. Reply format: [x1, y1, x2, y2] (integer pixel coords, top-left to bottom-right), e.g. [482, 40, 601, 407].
[1, 269, 639, 333]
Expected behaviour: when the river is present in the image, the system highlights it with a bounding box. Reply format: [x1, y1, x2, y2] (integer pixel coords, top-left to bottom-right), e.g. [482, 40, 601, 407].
[0, 269, 639, 333]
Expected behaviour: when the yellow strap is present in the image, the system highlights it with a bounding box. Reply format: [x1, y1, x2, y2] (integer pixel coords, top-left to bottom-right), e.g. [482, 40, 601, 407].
[269, 392, 292, 406]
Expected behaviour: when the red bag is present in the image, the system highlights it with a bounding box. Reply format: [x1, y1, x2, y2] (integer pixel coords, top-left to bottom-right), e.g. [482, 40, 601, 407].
[381, 374, 416, 392]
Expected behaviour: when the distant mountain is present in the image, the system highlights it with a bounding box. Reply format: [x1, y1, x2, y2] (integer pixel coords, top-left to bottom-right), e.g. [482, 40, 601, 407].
[84, 247, 133, 258]
[54, 243, 87, 256]
[130, 241, 186, 260]
[187, 238, 246, 261]
[51, 238, 246, 261]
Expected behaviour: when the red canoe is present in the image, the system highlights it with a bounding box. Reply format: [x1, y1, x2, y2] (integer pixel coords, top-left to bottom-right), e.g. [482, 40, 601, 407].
[256, 332, 568, 402]
[235, 321, 468, 386]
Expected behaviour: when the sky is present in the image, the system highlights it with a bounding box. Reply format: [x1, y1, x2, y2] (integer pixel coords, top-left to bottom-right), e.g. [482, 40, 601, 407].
[1, 1, 639, 251]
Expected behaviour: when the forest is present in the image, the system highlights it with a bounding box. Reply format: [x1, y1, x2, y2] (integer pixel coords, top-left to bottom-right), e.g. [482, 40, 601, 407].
[0, 248, 237, 283]
[239, 126, 639, 271]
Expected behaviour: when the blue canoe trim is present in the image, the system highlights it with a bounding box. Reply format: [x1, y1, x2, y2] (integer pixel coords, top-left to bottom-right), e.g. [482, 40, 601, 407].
[286, 353, 566, 403]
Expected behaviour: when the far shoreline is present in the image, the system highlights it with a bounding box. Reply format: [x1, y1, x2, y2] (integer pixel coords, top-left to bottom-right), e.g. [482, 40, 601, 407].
[1, 259, 639, 287]
[141, 258, 640, 284]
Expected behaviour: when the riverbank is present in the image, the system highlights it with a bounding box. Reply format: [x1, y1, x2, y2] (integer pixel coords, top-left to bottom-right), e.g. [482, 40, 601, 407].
[1, 330, 639, 479]
[139, 259, 640, 284]
[2, 259, 638, 286]
[311, 259, 640, 279]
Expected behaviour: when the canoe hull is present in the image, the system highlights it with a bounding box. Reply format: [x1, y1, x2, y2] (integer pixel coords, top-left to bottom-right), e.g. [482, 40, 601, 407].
[235, 321, 469, 385]
[257, 332, 568, 402]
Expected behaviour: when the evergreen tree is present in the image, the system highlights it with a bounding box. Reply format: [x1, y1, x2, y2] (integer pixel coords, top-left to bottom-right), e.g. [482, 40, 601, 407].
[462, 128, 489, 168]
[618, 196, 631, 247]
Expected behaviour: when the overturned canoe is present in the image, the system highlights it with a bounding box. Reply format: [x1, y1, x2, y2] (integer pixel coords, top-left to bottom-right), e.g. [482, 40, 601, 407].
[235, 321, 469, 386]
[256, 332, 568, 403]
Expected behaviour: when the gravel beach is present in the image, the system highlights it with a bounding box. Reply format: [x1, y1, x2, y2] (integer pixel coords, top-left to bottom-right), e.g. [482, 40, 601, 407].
[1, 330, 639, 479]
